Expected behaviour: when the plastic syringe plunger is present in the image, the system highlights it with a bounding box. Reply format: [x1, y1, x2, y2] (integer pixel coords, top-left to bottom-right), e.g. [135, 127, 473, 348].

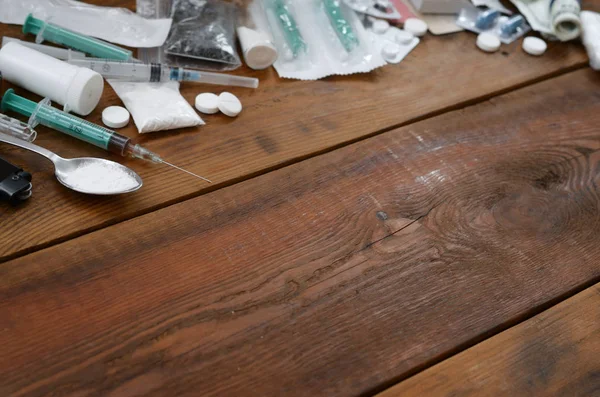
[0, 113, 37, 142]
[23, 14, 133, 61]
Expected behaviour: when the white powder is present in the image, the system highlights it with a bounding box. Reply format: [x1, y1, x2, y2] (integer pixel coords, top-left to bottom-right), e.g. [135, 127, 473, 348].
[60, 160, 141, 194]
[108, 80, 204, 133]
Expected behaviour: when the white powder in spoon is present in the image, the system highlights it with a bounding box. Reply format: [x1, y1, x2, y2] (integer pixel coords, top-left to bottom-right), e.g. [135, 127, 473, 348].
[60, 160, 140, 194]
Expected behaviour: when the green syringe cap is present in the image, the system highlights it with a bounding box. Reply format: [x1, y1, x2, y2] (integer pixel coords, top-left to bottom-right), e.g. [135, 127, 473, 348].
[22, 14, 43, 35]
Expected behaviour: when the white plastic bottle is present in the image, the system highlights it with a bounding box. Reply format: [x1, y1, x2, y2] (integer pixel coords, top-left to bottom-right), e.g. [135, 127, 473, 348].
[0, 42, 103, 116]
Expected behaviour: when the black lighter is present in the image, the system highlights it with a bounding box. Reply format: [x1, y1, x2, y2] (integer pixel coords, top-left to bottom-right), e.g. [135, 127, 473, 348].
[0, 156, 32, 205]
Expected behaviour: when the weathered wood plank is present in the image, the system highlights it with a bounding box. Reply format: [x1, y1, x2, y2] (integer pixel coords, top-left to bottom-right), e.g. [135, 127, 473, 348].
[1, 69, 599, 396]
[377, 283, 600, 397]
[0, 0, 593, 261]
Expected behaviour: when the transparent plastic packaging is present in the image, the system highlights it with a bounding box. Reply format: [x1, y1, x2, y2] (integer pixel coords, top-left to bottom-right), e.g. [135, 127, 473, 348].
[165, 0, 241, 68]
[457, 7, 531, 44]
[137, 0, 240, 71]
[250, 0, 386, 80]
[108, 80, 204, 134]
[343, 0, 401, 19]
[0, 0, 172, 48]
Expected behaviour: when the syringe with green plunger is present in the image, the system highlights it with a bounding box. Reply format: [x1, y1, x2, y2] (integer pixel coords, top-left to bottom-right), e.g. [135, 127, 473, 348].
[22, 14, 133, 61]
[0, 89, 211, 183]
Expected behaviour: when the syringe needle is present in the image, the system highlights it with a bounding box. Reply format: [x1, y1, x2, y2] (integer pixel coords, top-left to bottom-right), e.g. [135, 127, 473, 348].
[160, 160, 212, 183]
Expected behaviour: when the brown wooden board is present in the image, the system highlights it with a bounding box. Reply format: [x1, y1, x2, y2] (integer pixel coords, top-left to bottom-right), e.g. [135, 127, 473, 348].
[0, 1, 593, 261]
[377, 283, 600, 397]
[1, 69, 600, 396]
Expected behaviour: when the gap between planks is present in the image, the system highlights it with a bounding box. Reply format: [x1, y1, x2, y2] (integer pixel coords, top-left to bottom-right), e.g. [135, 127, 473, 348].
[0, 62, 588, 265]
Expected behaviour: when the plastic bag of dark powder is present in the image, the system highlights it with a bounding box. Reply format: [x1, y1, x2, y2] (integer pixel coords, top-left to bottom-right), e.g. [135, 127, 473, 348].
[164, 0, 241, 68]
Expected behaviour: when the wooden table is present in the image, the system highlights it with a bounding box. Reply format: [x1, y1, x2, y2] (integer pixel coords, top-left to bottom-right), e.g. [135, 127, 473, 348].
[1, 1, 599, 396]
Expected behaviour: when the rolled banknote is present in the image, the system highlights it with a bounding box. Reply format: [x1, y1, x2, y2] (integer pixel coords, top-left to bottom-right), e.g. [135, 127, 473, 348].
[510, 0, 582, 41]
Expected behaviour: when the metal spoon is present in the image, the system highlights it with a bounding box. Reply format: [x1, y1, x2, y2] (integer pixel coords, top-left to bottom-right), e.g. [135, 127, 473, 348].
[0, 132, 142, 195]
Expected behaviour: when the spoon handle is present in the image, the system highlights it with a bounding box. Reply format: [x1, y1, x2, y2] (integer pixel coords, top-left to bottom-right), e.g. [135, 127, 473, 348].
[0, 132, 60, 163]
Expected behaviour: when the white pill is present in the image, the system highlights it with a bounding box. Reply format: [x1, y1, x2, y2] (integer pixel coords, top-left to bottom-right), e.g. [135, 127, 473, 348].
[102, 106, 129, 129]
[395, 30, 414, 45]
[382, 42, 401, 60]
[404, 18, 428, 37]
[476, 32, 501, 53]
[195, 93, 220, 114]
[522, 36, 547, 56]
[372, 19, 390, 34]
[218, 92, 242, 117]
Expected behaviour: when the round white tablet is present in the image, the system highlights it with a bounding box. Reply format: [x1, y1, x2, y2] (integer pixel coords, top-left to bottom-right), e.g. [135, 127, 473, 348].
[102, 106, 129, 129]
[195, 93, 220, 114]
[476, 32, 501, 53]
[395, 30, 415, 45]
[218, 92, 242, 117]
[404, 18, 427, 37]
[522, 36, 547, 56]
[382, 42, 401, 60]
[372, 19, 390, 34]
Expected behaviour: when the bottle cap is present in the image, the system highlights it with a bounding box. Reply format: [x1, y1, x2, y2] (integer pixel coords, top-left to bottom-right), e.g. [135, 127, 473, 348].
[65, 68, 104, 116]
[237, 27, 278, 70]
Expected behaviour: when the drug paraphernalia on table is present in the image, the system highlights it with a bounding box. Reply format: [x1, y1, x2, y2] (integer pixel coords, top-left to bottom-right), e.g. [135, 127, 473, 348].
[0, 42, 104, 116]
[0, 0, 172, 48]
[2, 37, 86, 60]
[581, 11, 600, 70]
[510, 0, 582, 41]
[67, 58, 259, 89]
[165, 0, 241, 69]
[0, 90, 211, 183]
[375, 26, 420, 63]
[457, 7, 531, 44]
[0, 131, 142, 195]
[250, 0, 386, 80]
[107, 80, 204, 134]
[23, 14, 133, 61]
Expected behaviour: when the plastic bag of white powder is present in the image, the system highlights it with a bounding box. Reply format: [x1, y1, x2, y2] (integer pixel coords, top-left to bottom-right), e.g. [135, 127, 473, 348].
[108, 80, 203, 133]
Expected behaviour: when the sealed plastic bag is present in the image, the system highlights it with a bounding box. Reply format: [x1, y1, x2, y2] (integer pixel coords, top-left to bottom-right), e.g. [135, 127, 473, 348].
[137, 0, 241, 71]
[250, 0, 386, 80]
[165, 0, 241, 67]
[108, 80, 204, 134]
[0, 0, 171, 48]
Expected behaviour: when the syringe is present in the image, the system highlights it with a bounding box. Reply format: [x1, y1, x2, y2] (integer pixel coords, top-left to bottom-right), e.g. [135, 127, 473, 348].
[0, 112, 37, 142]
[23, 14, 133, 61]
[0, 89, 211, 183]
[67, 58, 259, 89]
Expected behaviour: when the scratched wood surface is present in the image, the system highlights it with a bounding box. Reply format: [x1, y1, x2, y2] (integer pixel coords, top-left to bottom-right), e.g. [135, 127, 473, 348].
[0, 0, 593, 261]
[377, 283, 600, 397]
[1, 69, 599, 396]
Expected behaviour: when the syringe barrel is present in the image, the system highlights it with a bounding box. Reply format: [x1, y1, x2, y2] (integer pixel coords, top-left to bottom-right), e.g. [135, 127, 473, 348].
[1, 89, 130, 154]
[23, 14, 133, 61]
[193, 71, 259, 88]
